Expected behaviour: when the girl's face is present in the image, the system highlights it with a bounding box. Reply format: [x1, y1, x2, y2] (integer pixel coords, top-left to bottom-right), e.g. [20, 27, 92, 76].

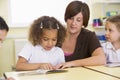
[66, 12, 83, 34]
[40, 29, 58, 51]
[105, 21, 120, 43]
[0, 29, 7, 48]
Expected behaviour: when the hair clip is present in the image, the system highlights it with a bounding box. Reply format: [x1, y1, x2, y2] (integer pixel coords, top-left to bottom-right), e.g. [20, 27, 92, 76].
[56, 24, 59, 29]
[40, 22, 43, 29]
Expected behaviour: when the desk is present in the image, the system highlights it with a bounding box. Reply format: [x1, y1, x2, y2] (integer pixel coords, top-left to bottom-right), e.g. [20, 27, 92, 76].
[4, 67, 120, 80]
[84, 66, 120, 79]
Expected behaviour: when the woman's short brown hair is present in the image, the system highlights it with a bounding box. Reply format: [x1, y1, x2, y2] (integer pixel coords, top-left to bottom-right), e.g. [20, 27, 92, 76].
[65, 1, 90, 27]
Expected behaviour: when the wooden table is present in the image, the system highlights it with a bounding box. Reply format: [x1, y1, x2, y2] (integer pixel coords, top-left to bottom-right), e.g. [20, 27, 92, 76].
[4, 67, 120, 80]
[83, 66, 120, 79]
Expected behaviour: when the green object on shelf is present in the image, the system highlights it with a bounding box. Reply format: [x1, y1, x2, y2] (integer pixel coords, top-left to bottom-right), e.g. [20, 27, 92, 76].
[106, 11, 118, 17]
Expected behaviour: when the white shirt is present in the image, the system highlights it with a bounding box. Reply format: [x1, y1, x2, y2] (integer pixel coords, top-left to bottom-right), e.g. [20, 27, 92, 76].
[18, 42, 65, 66]
[102, 42, 120, 63]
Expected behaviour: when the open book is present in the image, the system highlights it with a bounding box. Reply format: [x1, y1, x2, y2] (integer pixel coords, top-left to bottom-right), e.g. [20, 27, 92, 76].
[17, 69, 68, 76]
[4, 69, 68, 79]
[105, 63, 120, 67]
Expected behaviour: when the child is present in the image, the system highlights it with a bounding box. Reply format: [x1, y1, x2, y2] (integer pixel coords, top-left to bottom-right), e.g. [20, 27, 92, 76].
[0, 16, 14, 80]
[16, 16, 66, 71]
[102, 15, 120, 64]
[0, 16, 9, 48]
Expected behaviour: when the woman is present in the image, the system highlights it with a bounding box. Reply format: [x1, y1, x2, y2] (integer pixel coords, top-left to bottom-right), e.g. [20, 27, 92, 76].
[57, 1, 106, 69]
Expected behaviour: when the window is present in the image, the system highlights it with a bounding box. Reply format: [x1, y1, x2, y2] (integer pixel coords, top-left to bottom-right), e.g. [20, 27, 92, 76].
[9, 0, 89, 27]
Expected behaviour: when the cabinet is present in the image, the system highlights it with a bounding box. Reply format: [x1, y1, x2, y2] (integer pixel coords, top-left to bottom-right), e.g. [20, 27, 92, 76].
[93, 0, 120, 3]
[91, 0, 120, 42]
[0, 39, 15, 77]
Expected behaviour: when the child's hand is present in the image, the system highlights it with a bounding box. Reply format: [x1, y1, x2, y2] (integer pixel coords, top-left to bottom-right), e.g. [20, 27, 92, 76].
[6, 77, 15, 80]
[39, 63, 55, 70]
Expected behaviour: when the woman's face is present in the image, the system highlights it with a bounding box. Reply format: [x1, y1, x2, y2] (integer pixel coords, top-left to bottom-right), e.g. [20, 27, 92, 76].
[40, 29, 58, 51]
[66, 12, 83, 34]
[0, 29, 8, 48]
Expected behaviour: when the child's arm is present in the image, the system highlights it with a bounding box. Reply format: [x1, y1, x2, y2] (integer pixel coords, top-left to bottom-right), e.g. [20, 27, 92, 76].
[16, 56, 55, 71]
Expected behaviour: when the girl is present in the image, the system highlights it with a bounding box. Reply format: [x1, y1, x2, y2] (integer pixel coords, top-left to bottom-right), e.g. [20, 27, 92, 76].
[102, 15, 120, 63]
[16, 16, 66, 71]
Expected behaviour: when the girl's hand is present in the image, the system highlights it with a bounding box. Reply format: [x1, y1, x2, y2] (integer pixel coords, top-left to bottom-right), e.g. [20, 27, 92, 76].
[6, 77, 15, 80]
[39, 63, 55, 70]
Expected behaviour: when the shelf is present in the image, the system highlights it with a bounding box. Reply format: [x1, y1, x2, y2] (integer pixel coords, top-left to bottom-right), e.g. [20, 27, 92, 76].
[93, 26, 105, 29]
[93, 0, 120, 4]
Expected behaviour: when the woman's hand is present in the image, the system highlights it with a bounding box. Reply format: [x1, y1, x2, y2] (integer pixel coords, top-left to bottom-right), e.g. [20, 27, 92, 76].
[55, 62, 74, 69]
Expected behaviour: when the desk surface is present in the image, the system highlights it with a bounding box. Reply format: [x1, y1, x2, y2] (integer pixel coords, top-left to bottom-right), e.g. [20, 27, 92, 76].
[84, 66, 120, 79]
[4, 67, 120, 80]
